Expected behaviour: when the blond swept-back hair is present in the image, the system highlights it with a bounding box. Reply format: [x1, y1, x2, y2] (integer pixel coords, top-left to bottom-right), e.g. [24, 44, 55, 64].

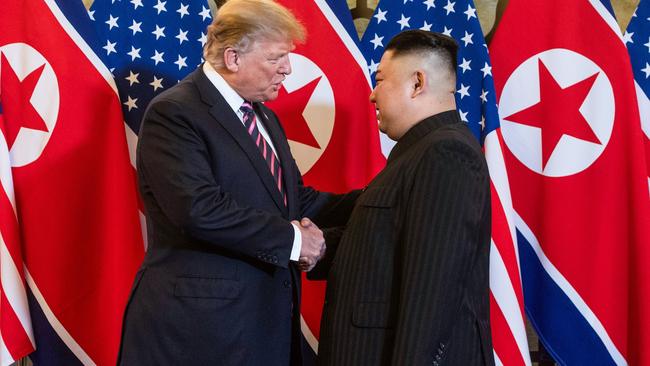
[204, 0, 306, 69]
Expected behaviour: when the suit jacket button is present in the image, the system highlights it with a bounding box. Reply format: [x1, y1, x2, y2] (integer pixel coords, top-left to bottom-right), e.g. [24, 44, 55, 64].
[283, 280, 291, 288]
[432, 361, 439, 366]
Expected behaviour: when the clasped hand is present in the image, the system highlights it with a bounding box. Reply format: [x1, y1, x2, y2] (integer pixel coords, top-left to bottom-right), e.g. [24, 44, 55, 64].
[291, 218, 325, 272]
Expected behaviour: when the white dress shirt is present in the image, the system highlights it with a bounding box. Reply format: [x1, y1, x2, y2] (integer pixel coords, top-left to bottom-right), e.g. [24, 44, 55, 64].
[202, 63, 302, 261]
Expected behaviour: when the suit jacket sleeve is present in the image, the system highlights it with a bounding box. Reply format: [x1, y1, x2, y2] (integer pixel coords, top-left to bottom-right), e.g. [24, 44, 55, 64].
[390, 139, 490, 365]
[137, 98, 295, 267]
[257, 104, 361, 229]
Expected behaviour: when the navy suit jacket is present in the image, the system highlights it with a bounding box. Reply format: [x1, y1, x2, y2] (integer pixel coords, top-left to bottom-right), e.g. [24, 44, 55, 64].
[118, 67, 357, 365]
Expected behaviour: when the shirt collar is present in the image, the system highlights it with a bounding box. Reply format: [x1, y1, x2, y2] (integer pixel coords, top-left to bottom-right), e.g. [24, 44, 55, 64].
[202, 62, 246, 116]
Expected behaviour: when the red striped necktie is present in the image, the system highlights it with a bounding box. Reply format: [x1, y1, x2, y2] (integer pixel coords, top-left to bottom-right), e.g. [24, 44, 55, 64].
[240, 101, 287, 206]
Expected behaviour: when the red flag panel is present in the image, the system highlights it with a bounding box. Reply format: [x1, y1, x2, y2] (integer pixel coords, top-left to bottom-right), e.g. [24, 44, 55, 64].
[0, 0, 144, 364]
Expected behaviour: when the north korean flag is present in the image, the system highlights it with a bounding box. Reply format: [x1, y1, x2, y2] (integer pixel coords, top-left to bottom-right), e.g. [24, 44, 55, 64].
[0, 0, 144, 364]
[490, 0, 650, 364]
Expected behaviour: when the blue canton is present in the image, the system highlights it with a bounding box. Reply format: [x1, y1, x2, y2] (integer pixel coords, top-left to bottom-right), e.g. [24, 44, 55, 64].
[360, 0, 499, 142]
[626, 0, 650, 102]
[89, 0, 212, 133]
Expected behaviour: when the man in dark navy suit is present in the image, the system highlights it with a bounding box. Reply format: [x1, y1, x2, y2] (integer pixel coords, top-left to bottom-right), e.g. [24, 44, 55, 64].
[117, 0, 358, 364]
[312, 30, 494, 366]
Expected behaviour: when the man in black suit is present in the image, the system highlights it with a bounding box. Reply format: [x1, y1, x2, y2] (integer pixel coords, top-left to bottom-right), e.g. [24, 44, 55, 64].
[117, 0, 358, 364]
[312, 30, 494, 365]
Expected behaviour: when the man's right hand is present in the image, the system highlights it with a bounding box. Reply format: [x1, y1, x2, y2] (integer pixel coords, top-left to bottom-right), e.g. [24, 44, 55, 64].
[292, 218, 325, 272]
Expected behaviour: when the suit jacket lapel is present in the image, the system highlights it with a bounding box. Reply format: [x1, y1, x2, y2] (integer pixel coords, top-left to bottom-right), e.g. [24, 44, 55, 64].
[254, 103, 294, 217]
[192, 68, 287, 214]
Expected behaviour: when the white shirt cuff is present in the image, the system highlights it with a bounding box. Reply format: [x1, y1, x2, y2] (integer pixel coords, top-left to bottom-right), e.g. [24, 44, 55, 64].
[290, 223, 302, 261]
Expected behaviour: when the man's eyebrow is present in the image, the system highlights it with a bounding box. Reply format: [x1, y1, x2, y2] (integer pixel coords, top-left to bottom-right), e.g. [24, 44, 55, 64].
[266, 52, 286, 59]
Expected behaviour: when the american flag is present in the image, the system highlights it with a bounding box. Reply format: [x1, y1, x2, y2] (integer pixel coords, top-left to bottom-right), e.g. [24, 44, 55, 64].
[625, 0, 650, 187]
[360, 1, 531, 365]
[89, 0, 212, 135]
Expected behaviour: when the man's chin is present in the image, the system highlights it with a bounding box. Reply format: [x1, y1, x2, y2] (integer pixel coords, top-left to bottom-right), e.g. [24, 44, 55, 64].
[377, 121, 386, 133]
[264, 91, 280, 102]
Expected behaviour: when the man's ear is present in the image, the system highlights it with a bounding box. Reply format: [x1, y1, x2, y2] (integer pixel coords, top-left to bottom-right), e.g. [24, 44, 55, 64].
[224, 47, 239, 72]
[411, 70, 425, 98]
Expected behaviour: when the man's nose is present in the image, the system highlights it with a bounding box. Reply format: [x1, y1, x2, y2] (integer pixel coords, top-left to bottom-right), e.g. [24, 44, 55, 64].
[279, 57, 292, 75]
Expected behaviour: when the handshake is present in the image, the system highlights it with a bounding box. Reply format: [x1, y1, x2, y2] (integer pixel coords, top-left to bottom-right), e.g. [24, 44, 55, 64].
[292, 218, 325, 272]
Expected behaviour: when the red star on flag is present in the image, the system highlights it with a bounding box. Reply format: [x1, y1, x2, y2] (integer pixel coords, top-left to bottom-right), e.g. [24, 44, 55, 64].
[505, 59, 601, 168]
[267, 76, 321, 149]
[0, 54, 49, 149]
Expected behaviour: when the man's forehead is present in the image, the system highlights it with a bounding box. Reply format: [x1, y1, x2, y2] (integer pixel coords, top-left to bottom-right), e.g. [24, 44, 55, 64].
[255, 37, 294, 50]
[386, 52, 428, 70]
[377, 51, 398, 73]
[380, 50, 395, 62]
[375, 52, 387, 68]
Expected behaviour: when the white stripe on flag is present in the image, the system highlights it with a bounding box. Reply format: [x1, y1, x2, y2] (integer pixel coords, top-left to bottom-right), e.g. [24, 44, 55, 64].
[588, 0, 624, 41]
[485, 128, 530, 364]
[25, 269, 96, 366]
[42, 0, 119, 94]
[485, 131, 520, 269]
[314, 0, 372, 87]
[494, 350, 504, 366]
[0, 334, 14, 366]
[489, 241, 531, 365]
[0, 111, 35, 358]
[300, 314, 318, 353]
[514, 211, 627, 366]
[312, 0, 401, 159]
[312, 0, 396, 157]
[0, 237, 35, 346]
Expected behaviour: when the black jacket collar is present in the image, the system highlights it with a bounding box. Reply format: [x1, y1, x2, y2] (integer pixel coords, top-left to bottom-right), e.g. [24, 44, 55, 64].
[387, 110, 462, 163]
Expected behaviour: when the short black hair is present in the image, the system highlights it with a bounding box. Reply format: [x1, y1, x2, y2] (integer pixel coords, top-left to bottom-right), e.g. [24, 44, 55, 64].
[385, 30, 458, 76]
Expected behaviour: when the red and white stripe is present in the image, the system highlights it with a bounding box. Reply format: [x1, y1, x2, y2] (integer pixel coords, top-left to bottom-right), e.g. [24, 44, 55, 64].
[485, 129, 531, 366]
[0, 130, 35, 365]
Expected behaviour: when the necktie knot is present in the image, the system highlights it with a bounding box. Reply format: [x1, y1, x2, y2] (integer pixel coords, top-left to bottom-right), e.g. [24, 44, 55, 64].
[240, 101, 256, 133]
[240, 101, 254, 114]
